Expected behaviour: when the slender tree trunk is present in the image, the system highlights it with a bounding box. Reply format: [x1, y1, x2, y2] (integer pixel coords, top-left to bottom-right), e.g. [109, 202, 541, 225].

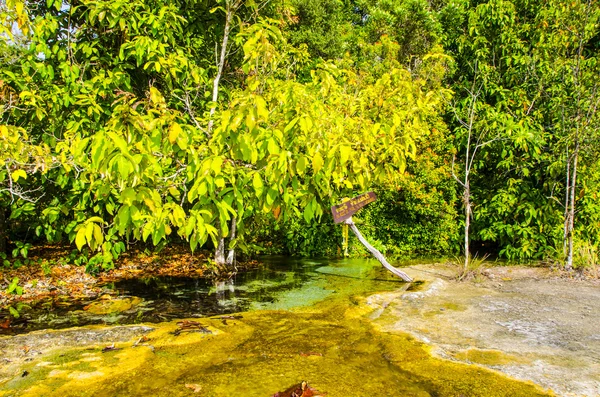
[565, 143, 579, 271]
[207, 0, 234, 134]
[214, 217, 237, 270]
[211, 1, 236, 266]
[463, 182, 471, 273]
[563, 146, 570, 256]
[215, 232, 226, 266]
[344, 217, 413, 282]
[0, 207, 7, 254]
[226, 217, 237, 266]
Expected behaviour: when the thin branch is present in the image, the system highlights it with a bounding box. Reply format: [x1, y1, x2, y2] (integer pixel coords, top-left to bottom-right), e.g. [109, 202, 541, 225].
[207, 0, 236, 135]
[451, 154, 466, 188]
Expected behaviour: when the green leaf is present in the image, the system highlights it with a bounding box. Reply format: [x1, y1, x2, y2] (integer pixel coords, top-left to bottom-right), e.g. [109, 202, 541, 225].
[121, 188, 137, 205]
[168, 187, 180, 199]
[266, 188, 277, 206]
[267, 138, 279, 155]
[85, 222, 95, 246]
[198, 181, 208, 196]
[11, 169, 27, 182]
[340, 145, 351, 165]
[9, 306, 19, 318]
[149, 87, 165, 105]
[303, 204, 313, 223]
[312, 153, 324, 173]
[170, 205, 186, 227]
[93, 224, 104, 247]
[142, 223, 153, 242]
[91, 136, 107, 169]
[284, 117, 300, 133]
[255, 95, 269, 120]
[177, 129, 188, 150]
[169, 122, 181, 144]
[211, 157, 223, 175]
[252, 173, 264, 197]
[75, 228, 86, 250]
[7, 277, 19, 294]
[296, 156, 307, 175]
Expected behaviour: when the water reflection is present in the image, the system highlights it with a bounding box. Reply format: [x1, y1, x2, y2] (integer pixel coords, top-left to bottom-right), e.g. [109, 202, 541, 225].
[211, 279, 237, 309]
[0, 257, 408, 335]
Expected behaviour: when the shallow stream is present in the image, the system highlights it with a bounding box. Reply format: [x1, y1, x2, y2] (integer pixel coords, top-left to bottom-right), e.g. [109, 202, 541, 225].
[1, 258, 408, 334]
[0, 258, 552, 396]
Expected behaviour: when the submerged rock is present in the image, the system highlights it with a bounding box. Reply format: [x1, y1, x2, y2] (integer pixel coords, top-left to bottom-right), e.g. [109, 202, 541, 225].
[83, 296, 143, 315]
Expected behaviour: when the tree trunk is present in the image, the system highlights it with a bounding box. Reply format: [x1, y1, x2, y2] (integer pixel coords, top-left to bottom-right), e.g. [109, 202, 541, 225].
[215, 236, 226, 266]
[214, 217, 237, 270]
[563, 147, 570, 256]
[226, 217, 236, 266]
[0, 207, 6, 254]
[463, 182, 471, 274]
[565, 144, 579, 271]
[344, 217, 413, 282]
[210, 1, 235, 269]
[207, 0, 234, 134]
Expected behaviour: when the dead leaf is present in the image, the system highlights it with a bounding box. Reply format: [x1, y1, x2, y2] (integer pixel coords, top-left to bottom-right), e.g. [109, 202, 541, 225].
[272, 381, 326, 397]
[102, 343, 121, 353]
[133, 335, 149, 346]
[299, 352, 322, 357]
[219, 315, 243, 320]
[185, 383, 202, 393]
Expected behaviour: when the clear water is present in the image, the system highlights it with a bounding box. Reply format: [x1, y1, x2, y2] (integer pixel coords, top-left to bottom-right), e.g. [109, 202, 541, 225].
[1, 257, 407, 335]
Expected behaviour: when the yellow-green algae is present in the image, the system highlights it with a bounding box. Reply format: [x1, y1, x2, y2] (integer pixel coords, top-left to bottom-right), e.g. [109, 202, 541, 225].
[451, 349, 531, 366]
[0, 309, 552, 396]
[83, 296, 143, 315]
[0, 260, 554, 397]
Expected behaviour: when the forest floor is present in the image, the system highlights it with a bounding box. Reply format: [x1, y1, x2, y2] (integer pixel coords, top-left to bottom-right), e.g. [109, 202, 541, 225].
[369, 263, 600, 397]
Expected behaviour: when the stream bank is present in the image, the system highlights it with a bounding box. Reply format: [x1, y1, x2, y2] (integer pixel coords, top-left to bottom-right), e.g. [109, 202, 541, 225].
[369, 264, 600, 397]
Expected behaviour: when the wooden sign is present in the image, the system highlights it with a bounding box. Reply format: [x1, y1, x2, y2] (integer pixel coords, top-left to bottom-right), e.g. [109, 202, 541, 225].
[331, 192, 377, 224]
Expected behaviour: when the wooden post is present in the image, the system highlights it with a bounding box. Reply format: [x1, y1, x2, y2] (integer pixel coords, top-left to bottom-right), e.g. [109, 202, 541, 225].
[344, 217, 413, 282]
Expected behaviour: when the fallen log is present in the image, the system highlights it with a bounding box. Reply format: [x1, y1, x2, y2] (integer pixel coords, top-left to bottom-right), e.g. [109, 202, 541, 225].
[344, 217, 413, 282]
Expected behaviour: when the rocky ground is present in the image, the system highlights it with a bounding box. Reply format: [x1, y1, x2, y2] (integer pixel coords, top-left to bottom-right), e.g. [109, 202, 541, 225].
[369, 263, 600, 397]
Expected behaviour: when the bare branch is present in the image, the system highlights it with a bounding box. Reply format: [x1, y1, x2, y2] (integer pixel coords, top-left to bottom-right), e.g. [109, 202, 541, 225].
[208, 0, 237, 135]
[2, 164, 46, 204]
[451, 153, 466, 188]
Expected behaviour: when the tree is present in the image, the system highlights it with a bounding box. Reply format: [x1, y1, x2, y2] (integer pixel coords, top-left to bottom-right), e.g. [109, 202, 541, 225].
[539, 0, 600, 270]
[200, 20, 451, 270]
[0, 13, 55, 253]
[281, 0, 354, 61]
[0, 0, 450, 272]
[441, 0, 562, 263]
[353, 0, 442, 66]
[451, 62, 513, 273]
